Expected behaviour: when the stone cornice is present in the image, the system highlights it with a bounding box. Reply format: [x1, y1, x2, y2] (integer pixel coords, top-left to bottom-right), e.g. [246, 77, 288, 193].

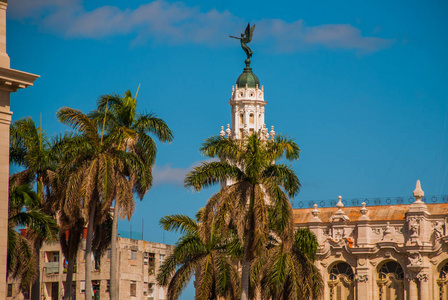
[0, 67, 39, 92]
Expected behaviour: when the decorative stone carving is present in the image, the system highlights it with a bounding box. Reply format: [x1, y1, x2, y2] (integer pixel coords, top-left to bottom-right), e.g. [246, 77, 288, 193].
[407, 252, 422, 266]
[372, 228, 382, 235]
[417, 273, 428, 282]
[433, 221, 444, 239]
[382, 222, 393, 241]
[409, 217, 420, 236]
[333, 228, 344, 242]
[355, 274, 369, 282]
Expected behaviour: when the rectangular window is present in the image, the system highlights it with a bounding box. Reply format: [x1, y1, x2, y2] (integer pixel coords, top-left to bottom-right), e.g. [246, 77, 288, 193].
[7, 284, 12, 297]
[148, 253, 155, 275]
[94, 251, 101, 271]
[143, 282, 148, 295]
[107, 249, 111, 259]
[148, 283, 154, 297]
[92, 280, 100, 299]
[80, 281, 85, 294]
[106, 280, 110, 293]
[159, 254, 165, 263]
[131, 250, 137, 261]
[130, 281, 137, 297]
[53, 252, 60, 262]
[144, 252, 149, 265]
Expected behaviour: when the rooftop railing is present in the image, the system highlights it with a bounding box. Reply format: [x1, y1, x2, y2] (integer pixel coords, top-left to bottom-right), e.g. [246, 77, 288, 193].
[292, 195, 448, 209]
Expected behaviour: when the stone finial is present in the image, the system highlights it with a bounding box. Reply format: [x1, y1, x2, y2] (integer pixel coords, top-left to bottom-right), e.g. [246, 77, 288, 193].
[256, 84, 259, 90]
[220, 126, 225, 137]
[359, 202, 370, 221]
[311, 204, 322, 222]
[330, 195, 350, 222]
[232, 86, 235, 92]
[270, 126, 275, 140]
[336, 196, 344, 209]
[226, 124, 231, 138]
[413, 180, 424, 203]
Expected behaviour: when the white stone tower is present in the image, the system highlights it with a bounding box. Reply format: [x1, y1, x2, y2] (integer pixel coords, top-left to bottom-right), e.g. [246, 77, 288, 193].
[220, 59, 275, 140]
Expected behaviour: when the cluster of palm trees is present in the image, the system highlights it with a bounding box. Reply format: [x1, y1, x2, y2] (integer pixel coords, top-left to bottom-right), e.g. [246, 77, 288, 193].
[157, 133, 324, 299]
[8, 89, 173, 300]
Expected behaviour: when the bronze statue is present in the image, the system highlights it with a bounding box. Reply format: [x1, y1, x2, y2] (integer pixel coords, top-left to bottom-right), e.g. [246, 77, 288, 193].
[230, 23, 255, 59]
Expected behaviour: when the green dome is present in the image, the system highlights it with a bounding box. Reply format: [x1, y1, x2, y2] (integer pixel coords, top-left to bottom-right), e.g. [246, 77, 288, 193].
[236, 59, 260, 88]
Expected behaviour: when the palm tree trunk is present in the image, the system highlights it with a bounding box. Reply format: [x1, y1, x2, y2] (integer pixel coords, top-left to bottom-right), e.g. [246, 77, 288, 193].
[31, 239, 42, 300]
[85, 204, 96, 300]
[241, 189, 256, 300]
[240, 254, 251, 300]
[109, 202, 119, 300]
[63, 257, 75, 300]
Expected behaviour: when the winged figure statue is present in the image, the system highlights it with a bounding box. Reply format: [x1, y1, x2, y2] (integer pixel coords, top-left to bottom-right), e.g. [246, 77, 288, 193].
[230, 23, 255, 59]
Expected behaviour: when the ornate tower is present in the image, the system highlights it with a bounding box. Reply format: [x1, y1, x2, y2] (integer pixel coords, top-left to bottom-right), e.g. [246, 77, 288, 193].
[219, 59, 275, 140]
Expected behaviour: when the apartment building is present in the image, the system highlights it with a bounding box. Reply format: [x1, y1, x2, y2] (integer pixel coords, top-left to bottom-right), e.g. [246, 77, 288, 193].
[7, 235, 174, 300]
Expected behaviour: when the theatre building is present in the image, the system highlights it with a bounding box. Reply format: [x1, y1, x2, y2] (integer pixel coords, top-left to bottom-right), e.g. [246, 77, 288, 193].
[293, 180, 448, 300]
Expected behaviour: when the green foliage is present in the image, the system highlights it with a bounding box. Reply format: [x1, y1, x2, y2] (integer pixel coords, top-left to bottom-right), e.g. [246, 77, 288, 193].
[157, 214, 240, 300]
[7, 182, 58, 292]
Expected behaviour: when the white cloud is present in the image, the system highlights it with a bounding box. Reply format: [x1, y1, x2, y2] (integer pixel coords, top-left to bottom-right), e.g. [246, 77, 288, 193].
[8, 0, 394, 53]
[153, 158, 219, 186]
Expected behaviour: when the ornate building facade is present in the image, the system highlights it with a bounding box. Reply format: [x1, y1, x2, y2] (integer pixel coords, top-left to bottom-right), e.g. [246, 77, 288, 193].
[293, 181, 448, 300]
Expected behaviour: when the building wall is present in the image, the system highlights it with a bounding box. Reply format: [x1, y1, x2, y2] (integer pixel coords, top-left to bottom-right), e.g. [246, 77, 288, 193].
[7, 236, 174, 300]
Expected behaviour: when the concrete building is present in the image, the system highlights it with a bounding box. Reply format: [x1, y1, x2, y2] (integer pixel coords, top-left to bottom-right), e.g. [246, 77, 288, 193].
[7, 234, 174, 300]
[293, 181, 448, 300]
[0, 0, 39, 298]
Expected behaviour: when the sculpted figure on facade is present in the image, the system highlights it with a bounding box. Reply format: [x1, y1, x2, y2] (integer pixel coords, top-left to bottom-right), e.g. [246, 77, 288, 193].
[408, 216, 420, 239]
[433, 221, 444, 239]
[407, 252, 422, 266]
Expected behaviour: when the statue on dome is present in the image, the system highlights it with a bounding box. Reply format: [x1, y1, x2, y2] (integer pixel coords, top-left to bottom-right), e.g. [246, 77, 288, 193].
[230, 23, 255, 59]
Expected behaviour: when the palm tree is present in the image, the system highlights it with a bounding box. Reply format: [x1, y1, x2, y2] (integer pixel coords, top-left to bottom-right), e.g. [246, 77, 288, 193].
[10, 117, 59, 298]
[92, 89, 173, 299]
[56, 107, 146, 300]
[7, 181, 58, 294]
[185, 133, 301, 300]
[157, 212, 240, 300]
[252, 228, 323, 300]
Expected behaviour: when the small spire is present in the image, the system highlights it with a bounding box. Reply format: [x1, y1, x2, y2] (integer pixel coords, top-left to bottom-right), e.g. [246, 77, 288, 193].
[220, 126, 225, 138]
[413, 180, 424, 202]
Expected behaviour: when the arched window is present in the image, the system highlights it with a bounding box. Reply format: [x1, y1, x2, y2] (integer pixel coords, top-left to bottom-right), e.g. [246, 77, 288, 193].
[438, 261, 448, 300]
[239, 114, 244, 125]
[328, 262, 354, 300]
[249, 113, 254, 124]
[377, 261, 404, 300]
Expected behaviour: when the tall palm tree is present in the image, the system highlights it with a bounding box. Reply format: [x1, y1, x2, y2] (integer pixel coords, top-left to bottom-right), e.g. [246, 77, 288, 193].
[7, 180, 58, 294]
[56, 107, 146, 300]
[10, 117, 59, 299]
[157, 212, 240, 300]
[92, 89, 173, 299]
[185, 133, 301, 300]
[252, 228, 323, 300]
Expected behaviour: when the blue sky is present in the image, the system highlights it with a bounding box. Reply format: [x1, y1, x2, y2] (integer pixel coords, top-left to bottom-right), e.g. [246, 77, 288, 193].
[7, 0, 448, 297]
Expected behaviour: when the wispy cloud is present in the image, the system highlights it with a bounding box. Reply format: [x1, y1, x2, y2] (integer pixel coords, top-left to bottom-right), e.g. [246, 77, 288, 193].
[153, 158, 218, 186]
[9, 0, 394, 53]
